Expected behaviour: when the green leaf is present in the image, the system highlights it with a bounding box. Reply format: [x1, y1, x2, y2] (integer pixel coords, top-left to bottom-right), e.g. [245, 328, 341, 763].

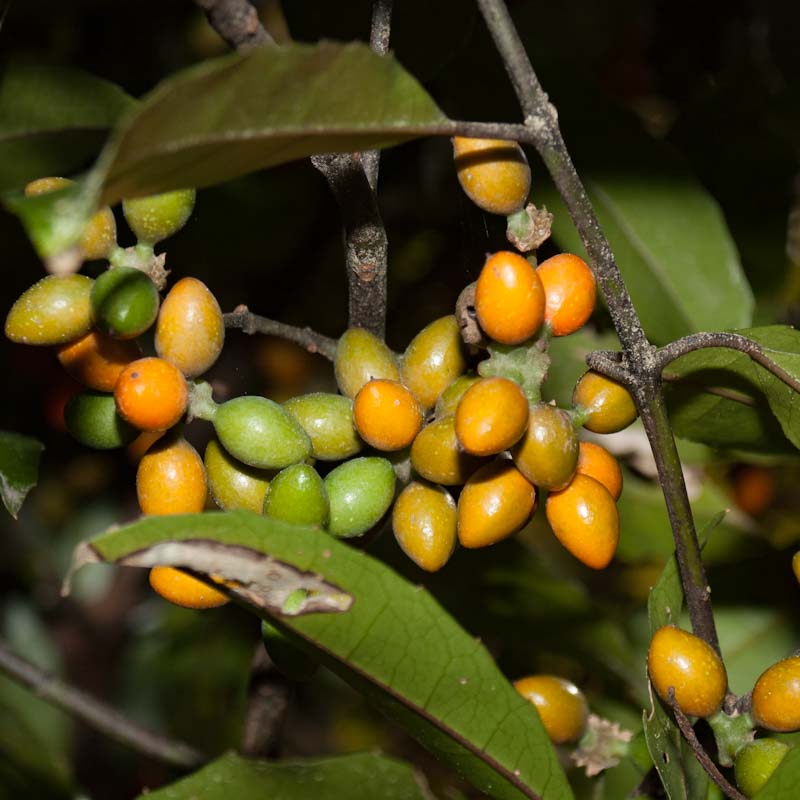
[641, 518, 723, 799]
[752, 746, 800, 799]
[0, 432, 44, 518]
[96, 41, 447, 204]
[139, 751, 433, 800]
[664, 326, 800, 453]
[0, 63, 136, 192]
[537, 151, 752, 346]
[70, 511, 573, 800]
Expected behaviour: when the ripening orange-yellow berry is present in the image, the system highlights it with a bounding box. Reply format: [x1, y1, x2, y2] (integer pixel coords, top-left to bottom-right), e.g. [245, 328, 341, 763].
[453, 137, 531, 216]
[751, 656, 800, 732]
[545, 474, 619, 569]
[458, 460, 536, 548]
[514, 675, 589, 744]
[56, 330, 141, 392]
[114, 357, 188, 432]
[733, 465, 776, 517]
[536, 253, 596, 337]
[573, 371, 637, 434]
[647, 625, 727, 718]
[136, 437, 207, 515]
[148, 566, 229, 609]
[455, 377, 529, 456]
[793, 552, 800, 584]
[474, 251, 545, 345]
[155, 277, 224, 378]
[353, 379, 423, 451]
[576, 441, 623, 500]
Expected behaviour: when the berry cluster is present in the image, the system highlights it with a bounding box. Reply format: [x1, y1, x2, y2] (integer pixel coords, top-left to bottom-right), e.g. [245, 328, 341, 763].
[648, 625, 799, 797]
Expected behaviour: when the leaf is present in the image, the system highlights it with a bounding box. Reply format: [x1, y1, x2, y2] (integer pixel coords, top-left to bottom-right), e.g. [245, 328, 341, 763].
[97, 41, 447, 204]
[0, 63, 136, 192]
[0, 432, 43, 518]
[70, 511, 573, 800]
[753, 746, 800, 799]
[139, 751, 433, 800]
[641, 517, 723, 799]
[537, 126, 752, 346]
[664, 326, 800, 453]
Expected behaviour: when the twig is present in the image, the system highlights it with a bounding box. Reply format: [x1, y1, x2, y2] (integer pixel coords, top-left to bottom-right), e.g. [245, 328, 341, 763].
[240, 645, 291, 757]
[310, 153, 389, 338]
[362, 0, 394, 191]
[656, 331, 800, 394]
[195, 0, 273, 49]
[476, 0, 720, 652]
[0, 639, 205, 769]
[669, 693, 747, 800]
[224, 306, 337, 360]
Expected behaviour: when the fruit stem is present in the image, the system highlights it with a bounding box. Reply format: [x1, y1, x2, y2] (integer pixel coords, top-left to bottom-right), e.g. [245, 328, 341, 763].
[187, 380, 219, 423]
[707, 709, 756, 768]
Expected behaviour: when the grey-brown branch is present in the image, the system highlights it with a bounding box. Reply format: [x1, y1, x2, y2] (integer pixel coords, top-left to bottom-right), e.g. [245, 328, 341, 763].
[476, 0, 720, 652]
[0, 639, 205, 769]
[225, 306, 337, 360]
[195, 0, 273, 49]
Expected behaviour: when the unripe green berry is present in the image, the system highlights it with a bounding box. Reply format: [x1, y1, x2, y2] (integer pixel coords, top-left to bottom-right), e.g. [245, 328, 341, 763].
[334, 328, 399, 398]
[91, 267, 159, 339]
[512, 404, 579, 491]
[283, 393, 361, 461]
[6, 275, 93, 345]
[434, 374, 480, 418]
[213, 396, 312, 470]
[263, 464, 329, 527]
[123, 189, 196, 245]
[734, 739, 790, 798]
[324, 457, 396, 538]
[65, 391, 138, 449]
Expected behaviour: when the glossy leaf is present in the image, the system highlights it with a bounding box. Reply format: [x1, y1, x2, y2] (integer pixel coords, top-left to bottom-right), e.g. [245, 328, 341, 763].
[139, 751, 433, 800]
[664, 326, 800, 453]
[97, 41, 447, 204]
[0, 63, 136, 192]
[0, 432, 44, 518]
[537, 156, 752, 346]
[69, 511, 573, 800]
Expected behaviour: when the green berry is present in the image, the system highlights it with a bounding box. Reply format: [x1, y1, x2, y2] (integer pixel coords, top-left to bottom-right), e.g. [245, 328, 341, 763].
[324, 457, 396, 538]
[734, 739, 790, 798]
[263, 463, 329, 527]
[261, 620, 318, 681]
[91, 267, 159, 339]
[334, 328, 399, 398]
[123, 189, 196, 245]
[283, 393, 362, 461]
[512, 404, 579, 491]
[5, 275, 93, 345]
[213, 396, 312, 470]
[204, 438, 272, 512]
[434, 374, 480, 418]
[64, 391, 137, 449]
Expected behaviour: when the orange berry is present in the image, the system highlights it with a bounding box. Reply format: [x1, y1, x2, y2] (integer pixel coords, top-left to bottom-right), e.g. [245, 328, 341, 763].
[576, 441, 623, 500]
[536, 253, 596, 336]
[545, 474, 619, 569]
[136, 437, 207, 515]
[353, 379, 423, 451]
[148, 566, 229, 609]
[733, 465, 776, 517]
[115, 357, 188, 431]
[752, 656, 800, 732]
[455, 377, 529, 456]
[453, 137, 531, 216]
[512, 403, 578, 491]
[647, 625, 728, 718]
[458, 460, 536, 548]
[56, 330, 141, 392]
[474, 251, 545, 345]
[573, 371, 637, 434]
[514, 675, 589, 744]
[155, 277, 224, 378]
